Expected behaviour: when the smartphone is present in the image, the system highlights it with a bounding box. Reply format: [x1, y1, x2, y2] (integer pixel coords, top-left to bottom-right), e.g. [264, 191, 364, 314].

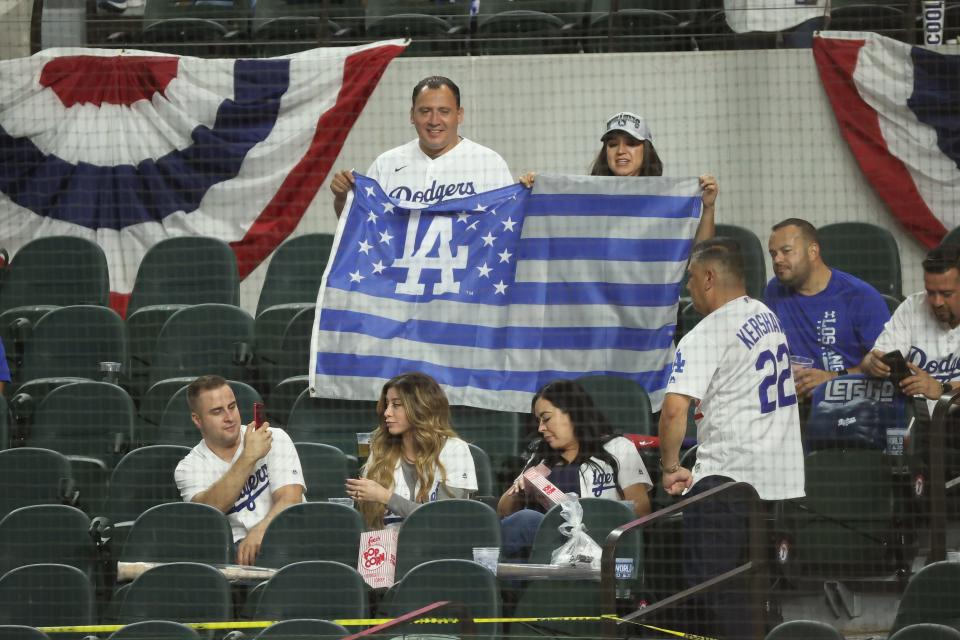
[253, 402, 265, 429]
[881, 350, 910, 386]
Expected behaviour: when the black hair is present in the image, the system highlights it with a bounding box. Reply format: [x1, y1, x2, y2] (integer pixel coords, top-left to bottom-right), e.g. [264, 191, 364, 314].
[771, 218, 819, 245]
[690, 237, 746, 285]
[526, 379, 624, 499]
[411, 76, 461, 108]
[923, 244, 960, 274]
[589, 135, 663, 177]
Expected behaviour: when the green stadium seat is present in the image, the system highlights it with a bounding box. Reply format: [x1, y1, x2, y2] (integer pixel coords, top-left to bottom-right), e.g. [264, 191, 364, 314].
[156, 379, 261, 448]
[137, 377, 193, 446]
[255, 304, 313, 393]
[251, 560, 368, 620]
[149, 304, 255, 388]
[765, 619, 845, 639]
[577, 374, 653, 435]
[18, 305, 127, 386]
[0, 505, 96, 578]
[286, 390, 377, 457]
[476, 0, 586, 55]
[266, 375, 309, 427]
[0, 396, 8, 451]
[716, 223, 766, 299]
[106, 445, 190, 526]
[0, 563, 94, 627]
[394, 499, 500, 580]
[829, 0, 907, 41]
[273, 306, 316, 391]
[585, 0, 695, 52]
[381, 559, 501, 639]
[294, 442, 352, 502]
[255, 619, 349, 640]
[256, 501, 362, 569]
[0, 448, 75, 520]
[116, 562, 231, 625]
[364, 0, 469, 56]
[251, 0, 339, 57]
[0, 626, 50, 640]
[511, 579, 603, 638]
[449, 405, 523, 480]
[119, 502, 233, 565]
[141, 0, 253, 56]
[0, 236, 109, 315]
[127, 304, 188, 400]
[818, 222, 902, 299]
[469, 443, 495, 497]
[108, 621, 202, 640]
[889, 624, 960, 640]
[889, 560, 960, 634]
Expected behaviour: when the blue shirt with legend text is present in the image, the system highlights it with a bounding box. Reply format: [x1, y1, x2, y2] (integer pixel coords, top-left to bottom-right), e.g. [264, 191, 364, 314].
[764, 269, 890, 371]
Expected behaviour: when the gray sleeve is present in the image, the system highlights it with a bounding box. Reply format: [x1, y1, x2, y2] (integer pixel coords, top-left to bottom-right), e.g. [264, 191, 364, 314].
[385, 485, 472, 518]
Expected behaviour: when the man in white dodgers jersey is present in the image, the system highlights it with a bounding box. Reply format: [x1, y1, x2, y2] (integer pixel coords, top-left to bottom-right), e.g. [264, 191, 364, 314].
[659, 238, 805, 640]
[174, 375, 305, 566]
[863, 244, 960, 407]
[329, 75, 513, 216]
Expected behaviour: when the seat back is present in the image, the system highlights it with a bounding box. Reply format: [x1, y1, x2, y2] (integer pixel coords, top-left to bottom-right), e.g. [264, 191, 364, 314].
[765, 619, 846, 639]
[19, 305, 127, 383]
[715, 223, 767, 299]
[0, 563, 94, 627]
[818, 222, 902, 298]
[469, 443, 494, 496]
[577, 374, 653, 435]
[120, 502, 233, 564]
[395, 499, 501, 579]
[149, 304, 254, 386]
[0, 236, 108, 314]
[29, 381, 134, 463]
[137, 377, 193, 445]
[107, 445, 191, 524]
[266, 375, 310, 427]
[0, 626, 51, 640]
[255, 619, 349, 640]
[383, 559, 501, 639]
[889, 624, 960, 640]
[254, 560, 368, 620]
[157, 380, 261, 447]
[117, 562, 232, 624]
[529, 497, 641, 563]
[449, 406, 522, 469]
[0, 505, 95, 577]
[254, 304, 313, 392]
[127, 237, 239, 315]
[257, 502, 362, 569]
[0, 448, 73, 520]
[108, 620, 202, 639]
[0, 396, 8, 451]
[256, 234, 334, 315]
[890, 560, 960, 633]
[276, 307, 317, 385]
[286, 390, 377, 456]
[294, 442, 351, 502]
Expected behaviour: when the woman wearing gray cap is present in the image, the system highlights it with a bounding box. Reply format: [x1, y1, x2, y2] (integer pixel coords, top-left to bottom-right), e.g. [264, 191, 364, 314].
[591, 111, 718, 244]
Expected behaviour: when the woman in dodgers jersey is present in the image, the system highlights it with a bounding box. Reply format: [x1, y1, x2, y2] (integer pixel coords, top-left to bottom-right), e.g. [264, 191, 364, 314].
[497, 379, 653, 559]
[346, 372, 477, 529]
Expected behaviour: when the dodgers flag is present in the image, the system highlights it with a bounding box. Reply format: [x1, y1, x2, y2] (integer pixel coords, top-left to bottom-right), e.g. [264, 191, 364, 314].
[814, 31, 960, 248]
[309, 173, 702, 413]
[0, 41, 405, 315]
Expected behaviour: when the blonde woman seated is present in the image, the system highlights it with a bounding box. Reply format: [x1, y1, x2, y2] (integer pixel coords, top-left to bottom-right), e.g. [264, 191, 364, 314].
[497, 379, 653, 559]
[346, 372, 478, 529]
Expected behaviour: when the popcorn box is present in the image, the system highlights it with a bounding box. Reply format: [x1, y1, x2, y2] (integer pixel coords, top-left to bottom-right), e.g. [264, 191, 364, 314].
[522, 464, 572, 510]
[357, 527, 399, 589]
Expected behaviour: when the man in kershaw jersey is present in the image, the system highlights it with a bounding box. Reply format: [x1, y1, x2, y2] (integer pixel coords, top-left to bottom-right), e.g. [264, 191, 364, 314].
[329, 75, 513, 216]
[175, 375, 305, 565]
[659, 238, 805, 640]
[863, 244, 960, 408]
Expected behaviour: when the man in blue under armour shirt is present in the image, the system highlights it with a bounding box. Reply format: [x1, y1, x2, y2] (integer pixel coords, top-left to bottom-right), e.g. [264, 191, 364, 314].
[765, 218, 890, 397]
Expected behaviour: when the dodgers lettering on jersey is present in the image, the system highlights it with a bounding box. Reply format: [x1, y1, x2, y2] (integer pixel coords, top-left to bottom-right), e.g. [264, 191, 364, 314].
[227, 463, 270, 515]
[906, 345, 960, 380]
[389, 179, 477, 204]
[589, 467, 617, 497]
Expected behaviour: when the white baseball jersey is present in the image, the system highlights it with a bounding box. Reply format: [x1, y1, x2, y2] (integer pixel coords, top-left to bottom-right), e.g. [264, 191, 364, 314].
[724, 0, 826, 33]
[516, 436, 653, 500]
[873, 291, 960, 413]
[175, 426, 306, 542]
[376, 436, 478, 525]
[366, 138, 513, 206]
[667, 296, 805, 501]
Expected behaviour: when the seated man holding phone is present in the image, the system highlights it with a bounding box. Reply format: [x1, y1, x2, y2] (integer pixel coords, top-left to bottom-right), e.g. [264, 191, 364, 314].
[175, 375, 305, 565]
[862, 244, 960, 405]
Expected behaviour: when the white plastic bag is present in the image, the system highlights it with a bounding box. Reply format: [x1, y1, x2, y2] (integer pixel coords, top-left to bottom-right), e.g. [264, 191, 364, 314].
[549, 499, 602, 570]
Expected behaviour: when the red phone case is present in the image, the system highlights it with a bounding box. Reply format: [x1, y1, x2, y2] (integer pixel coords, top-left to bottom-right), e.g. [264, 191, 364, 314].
[253, 402, 264, 429]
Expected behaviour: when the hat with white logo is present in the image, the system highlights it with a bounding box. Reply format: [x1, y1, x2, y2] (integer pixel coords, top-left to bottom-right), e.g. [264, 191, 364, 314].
[602, 111, 653, 142]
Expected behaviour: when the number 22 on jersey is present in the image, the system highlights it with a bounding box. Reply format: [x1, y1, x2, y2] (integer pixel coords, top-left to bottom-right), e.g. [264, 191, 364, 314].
[755, 343, 798, 414]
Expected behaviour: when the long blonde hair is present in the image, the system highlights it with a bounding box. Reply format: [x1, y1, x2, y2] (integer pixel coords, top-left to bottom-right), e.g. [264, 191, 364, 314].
[359, 372, 460, 529]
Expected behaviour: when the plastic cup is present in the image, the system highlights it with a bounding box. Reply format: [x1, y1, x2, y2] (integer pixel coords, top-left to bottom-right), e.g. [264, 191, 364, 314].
[99, 361, 122, 384]
[356, 432, 371, 460]
[328, 497, 354, 508]
[472, 547, 500, 575]
[789, 355, 814, 371]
